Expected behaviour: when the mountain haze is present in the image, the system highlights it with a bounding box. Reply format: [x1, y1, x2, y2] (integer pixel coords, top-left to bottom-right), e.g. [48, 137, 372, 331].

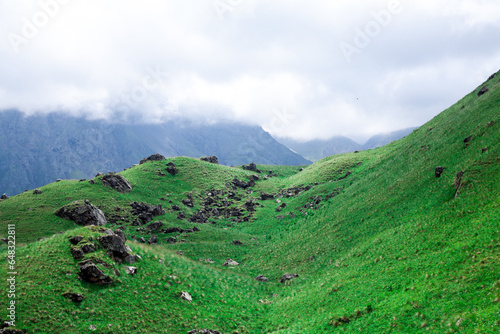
[0, 111, 310, 195]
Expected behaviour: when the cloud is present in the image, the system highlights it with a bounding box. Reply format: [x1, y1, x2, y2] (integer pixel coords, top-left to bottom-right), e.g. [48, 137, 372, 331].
[0, 0, 499, 141]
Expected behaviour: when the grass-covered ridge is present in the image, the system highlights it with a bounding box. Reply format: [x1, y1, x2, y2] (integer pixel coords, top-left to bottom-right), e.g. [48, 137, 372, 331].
[0, 71, 499, 333]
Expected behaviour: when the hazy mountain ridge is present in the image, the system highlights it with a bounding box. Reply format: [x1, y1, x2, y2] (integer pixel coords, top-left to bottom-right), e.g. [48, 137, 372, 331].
[0, 111, 310, 195]
[278, 127, 417, 162]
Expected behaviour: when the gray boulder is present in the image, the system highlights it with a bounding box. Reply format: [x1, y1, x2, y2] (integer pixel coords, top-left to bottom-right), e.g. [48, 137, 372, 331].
[140, 153, 166, 164]
[55, 200, 107, 226]
[200, 156, 219, 164]
[78, 261, 113, 285]
[101, 173, 132, 193]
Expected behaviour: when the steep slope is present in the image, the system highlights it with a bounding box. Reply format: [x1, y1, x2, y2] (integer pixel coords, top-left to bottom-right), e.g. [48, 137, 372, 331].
[0, 71, 498, 333]
[0, 112, 310, 196]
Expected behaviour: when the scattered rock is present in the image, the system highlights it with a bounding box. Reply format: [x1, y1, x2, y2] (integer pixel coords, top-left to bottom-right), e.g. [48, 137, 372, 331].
[182, 198, 194, 208]
[0, 194, 8, 200]
[114, 229, 126, 242]
[435, 166, 445, 178]
[487, 120, 495, 127]
[454, 171, 465, 198]
[98, 233, 133, 263]
[130, 202, 165, 224]
[482, 147, 488, 153]
[222, 259, 239, 266]
[477, 86, 489, 97]
[232, 240, 243, 246]
[139, 237, 146, 243]
[188, 329, 221, 334]
[166, 164, 179, 175]
[148, 235, 158, 245]
[55, 200, 107, 226]
[242, 162, 261, 173]
[78, 261, 113, 285]
[180, 291, 192, 302]
[101, 173, 132, 193]
[232, 177, 255, 189]
[140, 153, 166, 164]
[463, 136, 473, 143]
[33, 189, 42, 195]
[280, 273, 298, 283]
[63, 292, 84, 303]
[71, 248, 85, 260]
[69, 235, 84, 245]
[200, 156, 219, 164]
[166, 237, 177, 244]
[488, 73, 497, 80]
[146, 221, 164, 231]
[260, 193, 275, 200]
[172, 205, 181, 211]
[255, 275, 269, 282]
[125, 266, 137, 276]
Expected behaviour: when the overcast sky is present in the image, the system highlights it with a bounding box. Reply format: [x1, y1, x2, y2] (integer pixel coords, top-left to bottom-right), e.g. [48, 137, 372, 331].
[1, 0, 499, 142]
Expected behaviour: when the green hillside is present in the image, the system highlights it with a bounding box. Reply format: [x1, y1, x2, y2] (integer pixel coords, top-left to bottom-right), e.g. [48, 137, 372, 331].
[0, 71, 499, 333]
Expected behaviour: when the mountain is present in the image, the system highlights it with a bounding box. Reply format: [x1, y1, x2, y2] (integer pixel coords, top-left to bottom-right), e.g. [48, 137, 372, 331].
[278, 127, 417, 162]
[0, 111, 310, 195]
[0, 71, 499, 333]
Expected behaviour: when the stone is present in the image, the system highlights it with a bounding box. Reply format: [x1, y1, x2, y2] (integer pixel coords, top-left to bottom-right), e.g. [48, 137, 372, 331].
[232, 177, 255, 189]
[55, 200, 107, 226]
[188, 330, 221, 334]
[0, 194, 8, 200]
[146, 221, 164, 231]
[33, 189, 42, 195]
[222, 259, 239, 266]
[139, 237, 146, 243]
[280, 273, 299, 283]
[256, 275, 269, 282]
[200, 156, 219, 164]
[166, 165, 179, 175]
[125, 266, 137, 275]
[488, 73, 497, 80]
[114, 229, 126, 242]
[232, 240, 244, 246]
[140, 153, 166, 164]
[148, 235, 158, 245]
[71, 247, 85, 260]
[166, 237, 177, 244]
[171, 205, 181, 211]
[101, 173, 132, 193]
[477, 86, 489, 97]
[78, 261, 113, 285]
[260, 193, 275, 200]
[63, 292, 84, 303]
[69, 235, 84, 245]
[435, 166, 445, 178]
[182, 198, 194, 207]
[180, 291, 192, 302]
[463, 136, 473, 143]
[130, 202, 165, 224]
[242, 162, 261, 173]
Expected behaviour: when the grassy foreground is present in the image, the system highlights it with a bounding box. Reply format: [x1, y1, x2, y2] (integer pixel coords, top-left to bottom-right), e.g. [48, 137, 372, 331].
[0, 71, 499, 333]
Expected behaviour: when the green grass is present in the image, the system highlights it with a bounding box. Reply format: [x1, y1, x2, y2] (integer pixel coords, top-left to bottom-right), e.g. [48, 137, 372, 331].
[0, 71, 499, 333]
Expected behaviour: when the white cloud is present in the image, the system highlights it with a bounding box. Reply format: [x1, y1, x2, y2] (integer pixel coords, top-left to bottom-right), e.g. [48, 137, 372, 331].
[0, 0, 499, 140]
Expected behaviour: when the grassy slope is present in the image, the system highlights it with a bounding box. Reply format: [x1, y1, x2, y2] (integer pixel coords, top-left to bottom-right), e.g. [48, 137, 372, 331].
[0, 72, 499, 333]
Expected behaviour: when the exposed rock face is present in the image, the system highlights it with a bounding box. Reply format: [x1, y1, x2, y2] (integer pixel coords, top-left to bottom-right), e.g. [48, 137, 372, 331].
[477, 86, 489, 97]
[200, 156, 219, 164]
[55, 200, 107, 226]
[180, 291, 193, 302]
[130, 202, 165, 224]
[147, 221, 164, 231]
[69, 235, 84, 245]
[260, 193, 275, 200]
[242, 162, 261, 173]
[63, 292, 84, 303]
[140, 153, 166, 164]
[98, 233, 134, 263]
[435, 166, 445, 178]
[256, 275, 269, 282]
[188, 330, 221, 334]
[78, 261, 113, 285]
[280, 273, 298, 283]
[125, 266, 137, 275]
[101, 173, 133, 193]
[222, 259, 239, 266]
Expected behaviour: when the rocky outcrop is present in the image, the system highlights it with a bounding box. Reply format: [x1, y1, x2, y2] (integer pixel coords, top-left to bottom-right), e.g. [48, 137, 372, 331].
[78, 261, 113, 285]
[130, 202, 165, 224]
[98, 233, 135, 263]
[180, 291, 192, 302]
[242, 162, 261, 173]
[140, 153, 166, 164]
[101, 173, 132, 193]
[200, 156, 219, 164]
[256, 275, 269, 282]
[55, 200, 107, 226]
[166, 162, 179, 175]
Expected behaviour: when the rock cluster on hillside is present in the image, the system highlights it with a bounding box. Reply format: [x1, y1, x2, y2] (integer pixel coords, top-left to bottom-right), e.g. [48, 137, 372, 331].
[101, 173, 133, 193]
